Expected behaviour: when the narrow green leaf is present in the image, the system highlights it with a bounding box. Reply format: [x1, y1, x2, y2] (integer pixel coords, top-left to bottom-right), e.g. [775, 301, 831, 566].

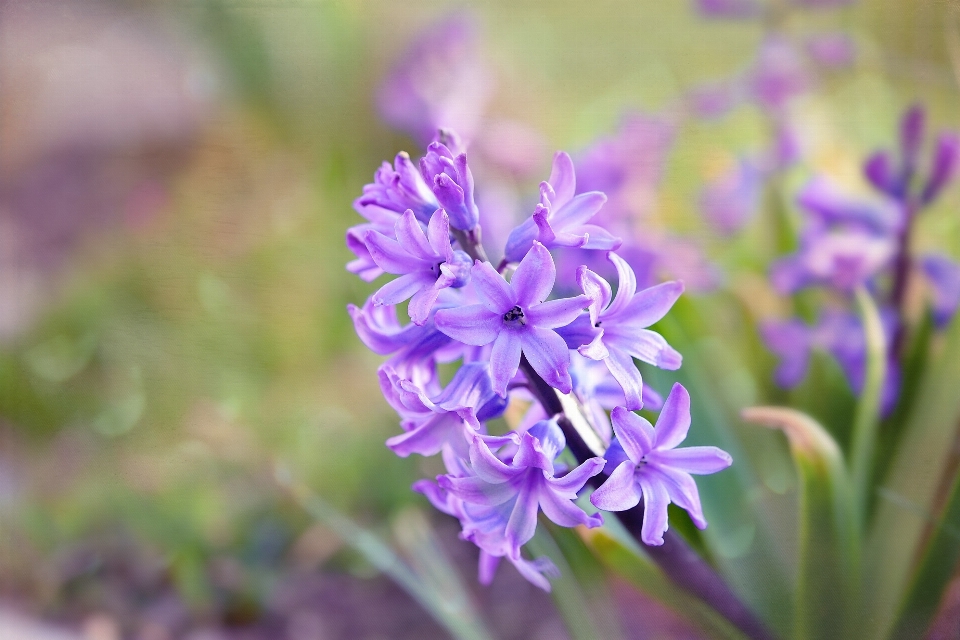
[276, 466, 494, 640]
[850, 286, 887, 523]
[865, 311, 960, 640]
[526, 523, 621, 640]
[888, 463, 960, 639]
[583, 528, 748, 640]
[742, 407, 858, 640]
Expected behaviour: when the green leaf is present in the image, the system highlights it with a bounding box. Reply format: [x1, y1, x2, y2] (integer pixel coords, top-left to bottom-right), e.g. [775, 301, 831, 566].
[850, 286, 887, 523]
[864, 310, 960, 640]
[742, 407, 858, 640]
[526, 523, 624, 640]
[276, 466, 494, 640]
[583, 528, 748, 640]
[888, 465, 960, 639]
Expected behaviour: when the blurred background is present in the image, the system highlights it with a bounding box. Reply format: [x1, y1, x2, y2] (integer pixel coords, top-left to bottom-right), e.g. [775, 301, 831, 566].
[1, 0, 958, 638]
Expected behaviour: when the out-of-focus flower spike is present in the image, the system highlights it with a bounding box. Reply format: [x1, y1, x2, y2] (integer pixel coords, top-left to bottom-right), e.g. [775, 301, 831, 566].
[922, 254, 960, 328]
[694, 0, 761, 18]
[920, 133, 960, 205]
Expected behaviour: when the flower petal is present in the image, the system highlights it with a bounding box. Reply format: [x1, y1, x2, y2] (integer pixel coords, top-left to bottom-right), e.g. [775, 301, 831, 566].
[365, 231, 424, 274]
[372, 272, 432, 307]
[512, 242, 556, 307]
[407, 281, 445, 325]
[605, 252, 637, 318]
[435, 304, 501, 346]
[503, 218, 538, 264]
[607, 328, 682, 369]
[589, 461, 641, 512]
[521, 327, 573, 394]
[427, 208, 453, 260]
[638, 474, 671, 545]
[603, 349, 644, 411]
[552, 192, 606, 228]
[548, 457, 605, 494]
[656, 466, 707, 528]
[611, 407, 655, 462]
[620, 281, 685, 328]
[471, 260, 517, 314]
[395, 209, 435, 260]
[441, 475, 518, 506]
[654, 383, 692, 450]
[504, 478, 542, 550]
[649, 446, 733, 475]
[468, 435, 522, 484]
[490, 329, 523, 396]
[547, 151, 576, 206]
[577, 224, 622, 251]
[526, 296, 588, 329]
[539, 481, 603, 528]
[576, 266, 612, 326]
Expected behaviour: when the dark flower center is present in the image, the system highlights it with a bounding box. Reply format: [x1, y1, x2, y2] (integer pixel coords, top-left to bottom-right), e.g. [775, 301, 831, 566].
[503, 305, 525, 325]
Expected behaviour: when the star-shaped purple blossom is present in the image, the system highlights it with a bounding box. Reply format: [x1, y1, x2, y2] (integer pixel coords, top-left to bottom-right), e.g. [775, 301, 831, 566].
[503, 152, 620, 263]
[365, 209, 472, 324]
[770, 228, 896, 294]
[440, 419, 604, 557]
[571, 251, 683, 410]
[434, 241, 588, 395]
[590, 384, 733, 546]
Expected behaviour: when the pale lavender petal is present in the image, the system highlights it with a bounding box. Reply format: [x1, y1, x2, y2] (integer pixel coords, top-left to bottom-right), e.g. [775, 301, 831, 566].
[435, 304, 501, 346]
[649, 446, 733, 474]
[551, 192, 607, 228]
[760, 318, 812, 387]
[386, 414, 470, 458]
[372, 272, 432, 307]
[503, 218, 539, 263]
[395, 209, 435, 260]
[490, 329, 523, 395]
[576, 266, 612, 325]
[407, 282, 445, 325]
[590, 461, 642, 512]
[656, 466, 707, 529]
[427, 208, 452, 258]
[548, 457, 605, 493]
[638, 475, 671, 545]
[864, 151, 897, 196]
[611, 407, 655, 462]
[922, 133, 960, 205]
[471, 260, 517, 314]
[605, 252, 637, 318]
[922, 254, 960, 327]
[608, 328, 682, 369]
[509, 554, 556, 592]
[505, 480, 542, 550]
[577, 224, 622, 251]
[512, 242, 556, 307]
[620, 281, 685, 327]
[555, 313, 601, 350]
[478, 552, 500, 586]
[653, 383, 692, 449]
[642, 384, 664, 410]
[547, 151, 577, 206]
[526, 296, 588, 329]
[441, 475, 518, 506]
[539, 483, 603, 528]
[602, 349, 644, 410]
[521, 327, 573, 394]
[468, 436, 522, 483]
[365, 231, 424, 274]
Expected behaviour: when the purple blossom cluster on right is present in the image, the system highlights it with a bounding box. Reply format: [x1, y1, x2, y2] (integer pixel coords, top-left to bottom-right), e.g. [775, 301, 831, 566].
[762, 106, 960, 412]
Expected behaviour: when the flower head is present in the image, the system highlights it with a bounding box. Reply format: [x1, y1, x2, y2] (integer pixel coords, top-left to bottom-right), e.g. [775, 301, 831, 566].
[590, 384, 732, 545]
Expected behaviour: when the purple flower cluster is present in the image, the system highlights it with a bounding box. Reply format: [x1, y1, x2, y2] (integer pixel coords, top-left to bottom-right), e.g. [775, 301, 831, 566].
[762, 107, 960, 410]
[346, 130, 732, 590]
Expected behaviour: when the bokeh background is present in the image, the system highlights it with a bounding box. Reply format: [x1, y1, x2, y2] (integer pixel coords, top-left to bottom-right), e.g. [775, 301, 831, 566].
[1, 0, 958, 638]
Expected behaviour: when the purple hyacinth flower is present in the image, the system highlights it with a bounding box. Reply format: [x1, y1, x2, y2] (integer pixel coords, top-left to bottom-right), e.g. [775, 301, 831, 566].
[805, 33, 856, 68]
[922, 254, 960, 328]
[920, 133, 960, 205]
[434, 242, 588, 395]
[770, 229, 896, 294]
[760, 317, 815, 388]
[503, 152, 619, 263]
[380, 362, 506, 457]
[574, 252, 683, 410]
[376, 14, 492, 146]
[420, 136, 480, 231]
[694, 0, 761, 18]
[796, 176, 904, 235]
[440, 419, 605, 557]
[749, 37, 812, 113]
[699, 159, 762, 235]
[590, 384, 732, 546]
[365, 209, 473, 324]
[864, 150, 897, 197]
